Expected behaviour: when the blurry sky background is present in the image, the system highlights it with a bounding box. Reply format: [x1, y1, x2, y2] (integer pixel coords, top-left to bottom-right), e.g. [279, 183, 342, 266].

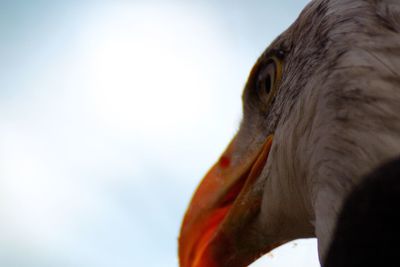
[0, 0, 320, 266]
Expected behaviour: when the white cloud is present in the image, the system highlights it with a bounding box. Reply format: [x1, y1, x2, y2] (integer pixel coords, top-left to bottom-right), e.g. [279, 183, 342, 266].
[0, 1, 319, 267]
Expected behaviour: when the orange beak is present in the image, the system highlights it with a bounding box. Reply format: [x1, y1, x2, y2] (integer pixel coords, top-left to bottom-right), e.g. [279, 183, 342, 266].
[179, 135, 274, 267]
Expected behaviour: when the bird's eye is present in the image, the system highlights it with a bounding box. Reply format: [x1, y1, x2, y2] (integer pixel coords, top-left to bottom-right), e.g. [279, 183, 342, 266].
[244, 53, 284, 111]
[255, 56, 282, 106]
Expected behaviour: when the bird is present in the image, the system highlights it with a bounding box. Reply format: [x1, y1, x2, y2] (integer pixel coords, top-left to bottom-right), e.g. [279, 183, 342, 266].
[178, 0, 400, 266]
[324, 156, 400, 267]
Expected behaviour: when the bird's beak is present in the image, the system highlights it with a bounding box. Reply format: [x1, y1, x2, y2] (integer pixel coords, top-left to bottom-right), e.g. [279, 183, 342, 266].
[179, 135, 275, 267]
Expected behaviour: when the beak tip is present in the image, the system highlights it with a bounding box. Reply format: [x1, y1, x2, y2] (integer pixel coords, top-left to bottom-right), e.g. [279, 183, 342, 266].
[179, 135, 274, 267]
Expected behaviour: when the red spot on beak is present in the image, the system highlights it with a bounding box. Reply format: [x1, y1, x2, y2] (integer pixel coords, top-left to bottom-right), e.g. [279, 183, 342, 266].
[219, 156, 230, 169]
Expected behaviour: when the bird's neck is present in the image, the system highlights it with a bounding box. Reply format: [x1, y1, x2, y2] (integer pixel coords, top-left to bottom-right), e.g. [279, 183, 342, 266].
[310, 82, 400, 262]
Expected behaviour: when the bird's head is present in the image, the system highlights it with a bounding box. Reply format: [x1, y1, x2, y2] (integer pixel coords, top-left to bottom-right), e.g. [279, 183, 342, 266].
[179, 0, 400, 266]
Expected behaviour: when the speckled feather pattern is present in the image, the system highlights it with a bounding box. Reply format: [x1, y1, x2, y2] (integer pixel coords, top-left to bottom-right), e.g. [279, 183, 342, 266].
[234, 0, 400, 262]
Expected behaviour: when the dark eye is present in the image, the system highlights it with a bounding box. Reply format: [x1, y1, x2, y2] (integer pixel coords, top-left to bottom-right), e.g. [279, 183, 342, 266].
[256, 60, 277, 103]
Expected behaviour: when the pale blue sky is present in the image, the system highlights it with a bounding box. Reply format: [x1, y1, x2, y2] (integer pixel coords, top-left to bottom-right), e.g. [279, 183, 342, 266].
[0, 1, 319, 266]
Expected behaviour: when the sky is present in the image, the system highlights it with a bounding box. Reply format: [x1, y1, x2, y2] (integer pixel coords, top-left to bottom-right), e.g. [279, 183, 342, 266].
[0, 1, 320, 266]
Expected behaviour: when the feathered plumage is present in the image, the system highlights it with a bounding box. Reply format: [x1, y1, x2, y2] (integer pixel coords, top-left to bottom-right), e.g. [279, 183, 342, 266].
[179, 1, 400, 266]
[324, 156, 400, 267]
